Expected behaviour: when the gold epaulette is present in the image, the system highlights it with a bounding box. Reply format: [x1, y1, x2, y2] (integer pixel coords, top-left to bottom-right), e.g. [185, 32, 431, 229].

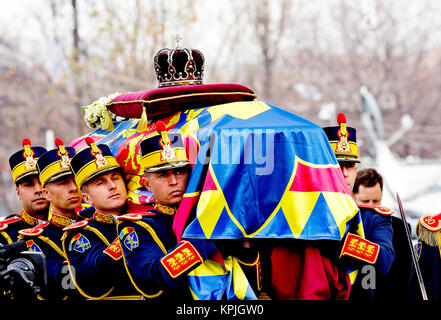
[358, 204, 394, 216]
[0, 216, 21, 231]
[19, 222, 50, 237]
[62, 219, 90, 232]
[117, 212, 156, 222]
[416, 214, 441, 247]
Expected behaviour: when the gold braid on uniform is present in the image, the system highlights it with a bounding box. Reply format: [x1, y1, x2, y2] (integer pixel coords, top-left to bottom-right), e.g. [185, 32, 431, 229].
[154, 203, 178, 215]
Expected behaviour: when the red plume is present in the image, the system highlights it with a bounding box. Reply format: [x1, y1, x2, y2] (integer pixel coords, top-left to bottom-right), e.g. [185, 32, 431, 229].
[22, 138, 31, 147]
[85, 136, 95, 146]
[155, 121, 167, 133]
[337, 113, 346, 125]
[55, 137, 64, 147]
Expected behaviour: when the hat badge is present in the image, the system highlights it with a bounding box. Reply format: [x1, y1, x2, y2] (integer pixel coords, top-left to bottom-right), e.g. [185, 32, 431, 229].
[22, 138, 37, 170]
[85, 137, 110, 169]
[55, 137, 71, 169]
[335, 113, 351, 154]
[156, 121, 178, 162]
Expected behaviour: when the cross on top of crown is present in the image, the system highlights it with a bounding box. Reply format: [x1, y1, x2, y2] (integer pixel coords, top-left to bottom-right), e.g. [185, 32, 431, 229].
[175, 34, 183, 49]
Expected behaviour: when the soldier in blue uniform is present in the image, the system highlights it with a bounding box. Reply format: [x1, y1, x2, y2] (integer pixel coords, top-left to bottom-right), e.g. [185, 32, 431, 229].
[323, 113, 395, 300]
[0, 139, 48, 245]
[353, 168, 412, 300]
[18, 138, 83, 300]
[409, 213, 441, 300]
[117, 122, 218, 299]
[61, 137, 141, 300]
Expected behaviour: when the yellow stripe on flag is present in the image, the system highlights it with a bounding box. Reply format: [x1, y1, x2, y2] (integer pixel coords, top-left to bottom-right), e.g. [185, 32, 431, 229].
[197, 190, 225, 239]
[281, 191, 321, 238]
[322, 192, 360, 238]
[207, 101, 270, 122]
[197, 165, 247, 238]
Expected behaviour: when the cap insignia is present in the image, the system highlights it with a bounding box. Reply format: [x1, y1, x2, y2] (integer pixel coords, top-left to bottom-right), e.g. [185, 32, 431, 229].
[335, 113, 351, 154]
[23, 147, 37, 170]
[55, 138, 71, 169]
[86, 137, 110, 169]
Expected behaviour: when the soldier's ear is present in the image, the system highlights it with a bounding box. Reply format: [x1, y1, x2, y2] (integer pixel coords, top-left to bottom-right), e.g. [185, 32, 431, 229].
[16, 186, 21, 200]
[141, 175, 152, 191]
[82, 192, 93, 205]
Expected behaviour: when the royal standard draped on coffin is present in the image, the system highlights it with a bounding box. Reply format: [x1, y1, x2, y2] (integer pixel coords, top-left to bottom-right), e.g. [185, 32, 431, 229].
[72, 84, 360, 241]
[70, 83, 363, 298]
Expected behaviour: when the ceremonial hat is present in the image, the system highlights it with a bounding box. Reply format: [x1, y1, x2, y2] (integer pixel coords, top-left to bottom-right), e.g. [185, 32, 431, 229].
[37, 138, 76, 186]
[140, 121, 189, 173]
[70, 137, 121, 188]
[9, 138, 47, 185]
[322, 113, 360, 163]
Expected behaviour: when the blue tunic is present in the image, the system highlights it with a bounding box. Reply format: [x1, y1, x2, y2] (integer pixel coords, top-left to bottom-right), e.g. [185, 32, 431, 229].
[349, 206, 395, 300]
[359, 207, 395, 275]
[117, 208, 217, 299]
[18, 213, 82, 300]
[409, 241, 441, 300]
[61, 212, 140, 299]
[0, 211, 42, 245]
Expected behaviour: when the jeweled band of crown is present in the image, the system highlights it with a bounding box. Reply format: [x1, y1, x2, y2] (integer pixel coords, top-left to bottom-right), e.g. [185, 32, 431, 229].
[154, 46, 204, 88]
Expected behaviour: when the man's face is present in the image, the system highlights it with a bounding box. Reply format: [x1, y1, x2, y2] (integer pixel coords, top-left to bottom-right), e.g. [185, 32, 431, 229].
[16, 175, 49, 215]
[142, 166, 189, 206]
[354, 182, 383, 206]
[339, 161, 358, 193]
[82, 170, 127, 215]
[43, 175, 82, 213]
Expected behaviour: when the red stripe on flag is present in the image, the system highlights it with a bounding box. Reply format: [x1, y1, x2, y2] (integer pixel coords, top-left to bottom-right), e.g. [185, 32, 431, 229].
[173, 194, 200, 241]
[289, 162, 350, 194]
[202, 170, 217, 191]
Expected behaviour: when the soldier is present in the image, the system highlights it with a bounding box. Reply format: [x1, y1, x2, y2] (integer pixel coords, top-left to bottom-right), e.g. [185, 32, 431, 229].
[353, 168, 412, 300]
[323, 113, 395, 300]
[353, 168, 383, 206]
[0, 139, 48, 245]
[18, 138, 83, 300]
[61, 137, 141, 300]
[409, 213, 441, 300]
[116, 123, 218, 299]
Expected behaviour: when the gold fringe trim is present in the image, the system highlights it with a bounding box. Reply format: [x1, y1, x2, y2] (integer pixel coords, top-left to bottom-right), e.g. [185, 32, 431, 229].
[416, 223, 441, 247]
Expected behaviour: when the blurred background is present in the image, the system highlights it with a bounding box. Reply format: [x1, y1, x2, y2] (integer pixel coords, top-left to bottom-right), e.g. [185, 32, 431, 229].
[1, 0, 440, 228]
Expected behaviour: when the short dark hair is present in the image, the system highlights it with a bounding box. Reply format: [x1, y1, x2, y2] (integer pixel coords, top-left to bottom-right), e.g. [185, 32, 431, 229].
[353, 168, 383, 194]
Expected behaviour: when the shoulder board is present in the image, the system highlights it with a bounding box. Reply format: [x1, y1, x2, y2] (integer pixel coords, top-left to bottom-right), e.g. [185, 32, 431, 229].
[118, 212, 156, 222]
[62, 219, 90, 231]
[417, 215, 441, 246]
[359, 205, 394, 216]
[19, 222, 50, 237]
[0, 216, 22, 231]
[418, 215, 441, 232]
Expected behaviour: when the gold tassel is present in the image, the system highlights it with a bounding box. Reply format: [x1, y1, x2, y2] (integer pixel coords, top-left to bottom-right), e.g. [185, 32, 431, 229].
[416, 223, 440, 247]
[102, 109, 114, 131]
[137, 106, 148, 133]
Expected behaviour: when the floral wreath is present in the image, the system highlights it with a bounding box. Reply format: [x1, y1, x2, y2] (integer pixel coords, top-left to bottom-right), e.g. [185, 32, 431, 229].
[82, 92, 125, 130]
